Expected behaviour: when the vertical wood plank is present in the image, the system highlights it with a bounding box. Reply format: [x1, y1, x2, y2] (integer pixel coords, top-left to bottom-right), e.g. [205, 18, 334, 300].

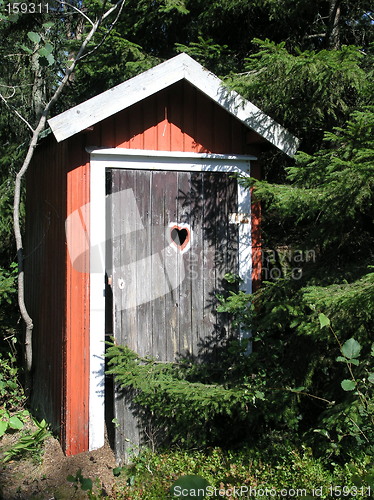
[201, 172, 217, 352]
[156, 90, 171, 151]
[195, 90, 211, 153]
[101, 115, 116, 147]
[129, 102, 144, 149]
[181, 82, 197, 152]
[226, 177, 239, 338]
[213, 105, 231, 154]
[151, 171, 167, 360]
[143, 97, 158, 150]
[231, 117, 245, 155]
[109, 166, 243, 463]
[115, 109, 131, 148]
[189, 173, 204, 358]
[111, 170, 122, 347]
[65, 144, 90, 455]
[111, 169, 142, 464]
[169, 84, 184, 152]
[251, 196, 262, 291]
[176, 172, 192, 356]
[27, 137, 69, 451]
[163, 171, 179, 361]
[135, 170, 152, 357]
[214, 174, 229, 345]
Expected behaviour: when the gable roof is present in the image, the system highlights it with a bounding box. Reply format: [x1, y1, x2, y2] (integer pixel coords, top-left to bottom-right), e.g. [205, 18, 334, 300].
[48, 53, 299, 156]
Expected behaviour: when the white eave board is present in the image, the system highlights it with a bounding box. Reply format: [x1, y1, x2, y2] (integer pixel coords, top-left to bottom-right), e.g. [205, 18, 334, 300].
[48, 53, 299, 157]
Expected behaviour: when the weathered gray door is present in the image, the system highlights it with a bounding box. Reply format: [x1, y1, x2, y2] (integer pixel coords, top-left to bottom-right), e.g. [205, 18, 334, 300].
[107, 168, 238, 461]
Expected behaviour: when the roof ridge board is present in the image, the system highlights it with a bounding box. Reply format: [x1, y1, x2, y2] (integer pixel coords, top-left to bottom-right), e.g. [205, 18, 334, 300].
[48, 52, 299, 156]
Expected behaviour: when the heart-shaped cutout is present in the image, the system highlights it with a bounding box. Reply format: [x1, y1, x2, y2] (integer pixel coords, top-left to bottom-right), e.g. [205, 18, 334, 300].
[170, 226, 190, 251]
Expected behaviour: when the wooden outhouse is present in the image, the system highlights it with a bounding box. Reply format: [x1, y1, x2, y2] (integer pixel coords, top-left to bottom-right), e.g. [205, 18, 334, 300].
[25, 53, 298, 458]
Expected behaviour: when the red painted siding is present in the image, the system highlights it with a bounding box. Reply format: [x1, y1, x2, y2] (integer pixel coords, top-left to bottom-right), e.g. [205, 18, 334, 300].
[84, 81, 262, 154]
[26, 136, 66, 435]
[26, 134, 90, 456]
[250, 161, 262, 290]
[64, 137, 90, 455]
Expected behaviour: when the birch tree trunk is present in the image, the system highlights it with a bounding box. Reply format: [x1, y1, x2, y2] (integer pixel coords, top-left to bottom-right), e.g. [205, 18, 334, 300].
[327, 0, 341, 49]
[11, 0, 125, 395]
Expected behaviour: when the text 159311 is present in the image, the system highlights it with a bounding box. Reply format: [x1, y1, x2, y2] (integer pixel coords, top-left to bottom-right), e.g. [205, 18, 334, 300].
[6, 2, 49, 14]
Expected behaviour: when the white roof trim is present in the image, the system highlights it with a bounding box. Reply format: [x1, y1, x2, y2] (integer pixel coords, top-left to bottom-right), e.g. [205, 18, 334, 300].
[86, 147, 257, 161]
[48, 53, 299, 156]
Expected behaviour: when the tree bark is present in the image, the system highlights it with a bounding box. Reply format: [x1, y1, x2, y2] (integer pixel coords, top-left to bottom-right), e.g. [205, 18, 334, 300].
[31, 45, 45, 120]
[327, 0, 341, 50]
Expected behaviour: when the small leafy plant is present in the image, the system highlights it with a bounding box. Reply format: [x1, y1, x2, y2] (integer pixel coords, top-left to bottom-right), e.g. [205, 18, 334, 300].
[0, 408, 28, 437]
[0, 351, 25, 411]
[67, 469, 94, 492]
[1, 418, 49, 463]
[314, 313, 374, 459]
[67, 469, 102, 499]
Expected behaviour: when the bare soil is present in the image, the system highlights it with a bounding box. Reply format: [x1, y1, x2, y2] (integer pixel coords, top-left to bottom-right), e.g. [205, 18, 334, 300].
[0, 430, 119, 500]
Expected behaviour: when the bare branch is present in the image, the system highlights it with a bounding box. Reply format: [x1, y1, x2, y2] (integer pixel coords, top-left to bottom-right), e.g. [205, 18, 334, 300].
[102, 0, 125, 21]
[0, 83, 33, 88]
[55, 0, 95, 26]
[304, 33, 326, 39]
[0, 92, 33, 132]
[77, 0, 126, 61]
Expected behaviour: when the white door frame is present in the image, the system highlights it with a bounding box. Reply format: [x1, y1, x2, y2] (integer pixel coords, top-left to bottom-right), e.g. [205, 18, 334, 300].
[87, 148, 256, 451]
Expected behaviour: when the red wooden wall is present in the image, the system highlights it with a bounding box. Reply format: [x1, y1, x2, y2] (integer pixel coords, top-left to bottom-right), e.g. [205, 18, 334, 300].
[84, 80, 264, 154]
[26, 134, 90, 455]
[26, 79, 263, 456]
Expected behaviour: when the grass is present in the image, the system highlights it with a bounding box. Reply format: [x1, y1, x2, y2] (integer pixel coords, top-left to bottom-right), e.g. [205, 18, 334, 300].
[111, 443, 373, 499]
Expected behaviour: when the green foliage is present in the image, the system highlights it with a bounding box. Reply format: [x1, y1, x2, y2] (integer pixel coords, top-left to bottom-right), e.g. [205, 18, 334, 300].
[170, 475, 210, 499]
[0, 263, 17, 305]
[69, 31, 159, 102]
[0, 351, 25, 411]
[0, 409, 26, 437]
[246, 275, 374, 461]
[229, 41, 370, 150]
[246, 107, 374, 246]
[0, 0, 372, 483]
[311, 316, 374, 460]
[216, 274, 252, 329]
[291, 108, 374, 247]
[113, 445, 372, 500]
[67, 469, 93, 492]
[0, 409, 24, 437]
[175, 36, 231, 75]
[239, 106, 374, 441]
[67, 469, 102, 499]
[106, 341, 268, 448]
[341, 338, 362, 361]
[0, 350, 49, 464]
[26, 29, 55, 67]
[1, 418, 49, 464]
